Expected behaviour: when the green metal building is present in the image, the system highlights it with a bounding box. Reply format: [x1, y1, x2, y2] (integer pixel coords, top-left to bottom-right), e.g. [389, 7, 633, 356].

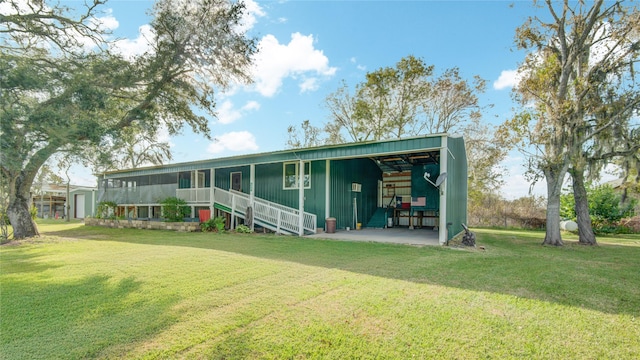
[97, 134, 468, 244]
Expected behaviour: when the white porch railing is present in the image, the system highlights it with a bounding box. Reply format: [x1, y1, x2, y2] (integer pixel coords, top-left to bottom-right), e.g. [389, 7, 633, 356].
[176, 186, 317, 234]
[176, 188, 210, 203]
[212, 187, 317, 235]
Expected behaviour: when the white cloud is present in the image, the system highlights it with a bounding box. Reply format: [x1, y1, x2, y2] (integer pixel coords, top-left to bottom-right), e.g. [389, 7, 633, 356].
[237, 0, 265, 32]
[350, 57, 366, 71]
[500, 172, 546, 200]
[207, 131, 259, 154]
[299, 78, 319, 93]
[111, 24, 154, 59]
[217, 100, 260, 124]
[242, 100, 261, 111]
[251, 33, 337, 97]
[156, 125, 174, 148]
[217, 101, 241, 125]
[91, 9, 119, 32]
[493, 69, 520, 90]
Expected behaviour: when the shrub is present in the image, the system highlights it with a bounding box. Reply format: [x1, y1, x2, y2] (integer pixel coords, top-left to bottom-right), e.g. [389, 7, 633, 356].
[560, 184, 637, 234]
[235, 224, 252, 233]
[160, 197, 190, 222]
[29, 205, 38, 220]
[201, 216, 226, 232]
[96, 201, 117, 219]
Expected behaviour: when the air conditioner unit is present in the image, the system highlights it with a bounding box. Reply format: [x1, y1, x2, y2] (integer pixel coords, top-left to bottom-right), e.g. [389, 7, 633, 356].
[351, 183, 362, 192]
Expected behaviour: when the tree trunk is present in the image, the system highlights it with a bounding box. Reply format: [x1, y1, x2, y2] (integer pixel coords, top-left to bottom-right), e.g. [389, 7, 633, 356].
[7, 174, 39, 239]
[571, 169, 597, 245]
[543, 165, 565, 246]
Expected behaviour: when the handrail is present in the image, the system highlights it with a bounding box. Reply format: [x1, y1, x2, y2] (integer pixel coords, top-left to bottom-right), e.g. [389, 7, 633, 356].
[213, 187, 316, 235]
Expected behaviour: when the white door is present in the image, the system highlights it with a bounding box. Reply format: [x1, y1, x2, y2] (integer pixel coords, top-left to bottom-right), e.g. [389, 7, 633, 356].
[75, 194, 85, 218]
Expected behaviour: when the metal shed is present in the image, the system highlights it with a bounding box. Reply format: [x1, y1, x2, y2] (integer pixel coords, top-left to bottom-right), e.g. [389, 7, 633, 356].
[97, 134, 468, 244]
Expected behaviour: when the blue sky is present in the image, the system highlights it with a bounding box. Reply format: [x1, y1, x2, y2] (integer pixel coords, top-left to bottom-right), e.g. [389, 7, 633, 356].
[67, 0, 551, 198]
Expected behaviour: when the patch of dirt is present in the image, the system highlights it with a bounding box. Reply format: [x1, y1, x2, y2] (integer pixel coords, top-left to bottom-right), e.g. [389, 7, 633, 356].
[0, 235, 81, 246]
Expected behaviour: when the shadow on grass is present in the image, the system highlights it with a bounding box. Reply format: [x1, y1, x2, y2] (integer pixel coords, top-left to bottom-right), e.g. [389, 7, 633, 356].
[0, 273, 179, 359]
[44, 226, 640, 318]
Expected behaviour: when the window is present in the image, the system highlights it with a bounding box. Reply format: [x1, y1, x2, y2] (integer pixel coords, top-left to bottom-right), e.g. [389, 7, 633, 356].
[283, 161, 311, 189]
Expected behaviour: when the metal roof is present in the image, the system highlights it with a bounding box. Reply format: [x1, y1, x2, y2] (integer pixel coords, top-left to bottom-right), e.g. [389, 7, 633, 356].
[102, 134, 447, 179]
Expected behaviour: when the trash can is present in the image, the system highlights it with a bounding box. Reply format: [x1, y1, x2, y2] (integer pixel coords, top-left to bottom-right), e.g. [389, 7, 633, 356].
[325, 217, 336, 233]
[198, 209, 211, 223]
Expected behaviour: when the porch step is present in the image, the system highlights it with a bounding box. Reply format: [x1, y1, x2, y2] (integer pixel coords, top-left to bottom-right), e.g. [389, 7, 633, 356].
[366, 207, 389, 228]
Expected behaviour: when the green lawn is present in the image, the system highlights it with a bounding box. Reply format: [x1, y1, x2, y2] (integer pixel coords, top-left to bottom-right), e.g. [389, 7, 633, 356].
[1, 221, 639, 359]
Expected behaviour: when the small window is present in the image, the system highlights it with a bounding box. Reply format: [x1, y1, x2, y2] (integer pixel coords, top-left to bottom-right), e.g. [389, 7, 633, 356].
[283, 161, 311, 189]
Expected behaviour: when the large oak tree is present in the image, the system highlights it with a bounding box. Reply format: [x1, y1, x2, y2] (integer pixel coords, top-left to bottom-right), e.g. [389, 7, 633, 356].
[506, 0, 639, 246]
[0, 0, 257, 238]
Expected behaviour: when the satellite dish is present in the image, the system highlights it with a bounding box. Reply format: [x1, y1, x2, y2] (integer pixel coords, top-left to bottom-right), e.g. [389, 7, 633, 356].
[424, 172, 447, 188]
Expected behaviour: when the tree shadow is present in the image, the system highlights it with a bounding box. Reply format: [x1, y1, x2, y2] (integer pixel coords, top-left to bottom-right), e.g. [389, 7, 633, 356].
[1, 273, 180, 359]
[45, 226, 640, 318]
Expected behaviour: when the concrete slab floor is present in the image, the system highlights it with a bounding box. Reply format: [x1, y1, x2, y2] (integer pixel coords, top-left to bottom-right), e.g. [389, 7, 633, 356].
[305, 227, 441, 246]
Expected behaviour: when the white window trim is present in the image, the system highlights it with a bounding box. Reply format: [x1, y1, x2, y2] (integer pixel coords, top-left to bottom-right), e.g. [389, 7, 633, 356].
[283, 161, 311, 190]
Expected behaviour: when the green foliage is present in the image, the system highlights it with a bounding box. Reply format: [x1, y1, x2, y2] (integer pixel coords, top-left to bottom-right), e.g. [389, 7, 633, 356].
[561, 184, 636, 233]
[96, 201, 117, 219]
[1, 0, 257, 238]
[29, 206, 37, 220]
[322, 56, 485, 144]
[589, 185, 636, 228]
[235, 224, 252, 233]
[160, 197, 190, 222]
[200, 216, 226, 232]
[559, 190, 576, 220]
[505, 1, 639, 245]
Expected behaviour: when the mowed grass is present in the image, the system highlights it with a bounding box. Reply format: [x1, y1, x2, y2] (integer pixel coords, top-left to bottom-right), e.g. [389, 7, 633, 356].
[1, 221, 639, 359]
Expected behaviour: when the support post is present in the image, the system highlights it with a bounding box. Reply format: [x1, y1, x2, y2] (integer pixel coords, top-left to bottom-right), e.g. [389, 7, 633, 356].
[325, 159, 330, 221]
[276, 209, 282, 234]
[250, 163, 255, 231]
[210, 168, 215, 214]
[66, 182, 70, 222]
[298, 159, 304, 236]
[439, 136, 448, 245]
[230, 194, 236, 230]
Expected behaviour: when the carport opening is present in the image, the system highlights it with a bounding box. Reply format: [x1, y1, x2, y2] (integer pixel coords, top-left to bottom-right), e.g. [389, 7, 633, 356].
[368, 150, 442, 230]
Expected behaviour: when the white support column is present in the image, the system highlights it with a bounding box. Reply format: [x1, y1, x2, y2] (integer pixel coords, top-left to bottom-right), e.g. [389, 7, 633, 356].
[298, 159, 304, 236]
[91, 190, 96, 217]
[439, 136, 448, 245]
[325, 159, 330, 220]
[250, 163, 255, 231]
[230, 195, 236, 230]
[194, 170, 199, 202]
[210, 168, 215, 214]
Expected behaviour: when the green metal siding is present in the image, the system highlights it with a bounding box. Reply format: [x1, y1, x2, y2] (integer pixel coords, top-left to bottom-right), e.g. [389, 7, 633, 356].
[329, 158, 381, 230]
[446, 136, 468, 240]
[214, 166, 250, 192]
[253, 161, 326, 228]
[69, 189, 95, 218]
[411, 164, 439, 211]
